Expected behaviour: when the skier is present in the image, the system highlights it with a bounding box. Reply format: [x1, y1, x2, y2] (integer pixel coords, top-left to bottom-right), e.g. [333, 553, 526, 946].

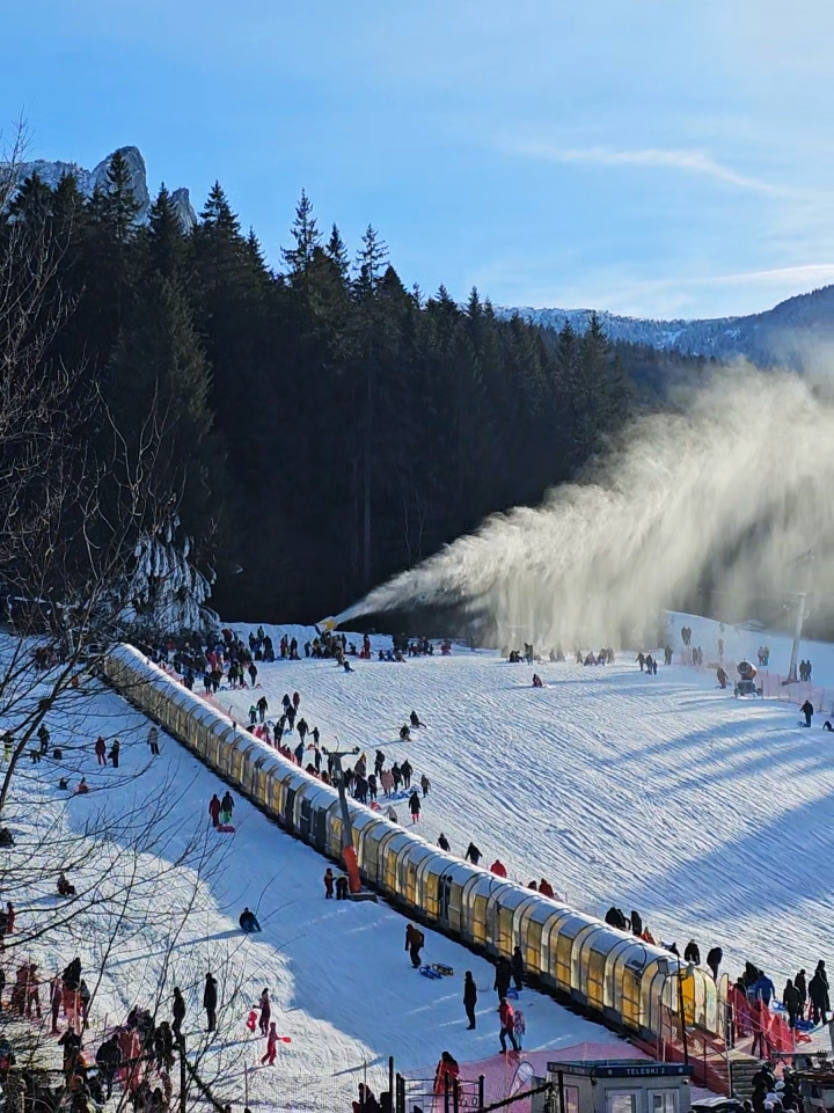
[408, 789, 421, 824]
[464, 971, 478, 1029]
[203, 973, 218, 1032]
[171, 987, 186, 1044]
[490, 859, 507, 878]
[438, 833, 451, 852]
[465, 842, 482, 866]
[208, 794, 221, 829]
[409, 711, 423, 728]
[261, 1021, 279, 1066]
[258, 989, 271, 1034]
[324, 868, 334, 899]
[94, 736, 107, 765]
[405, 923, 425, 968]
[498, 997, 519, 1053]
[801, 699, 814, 728]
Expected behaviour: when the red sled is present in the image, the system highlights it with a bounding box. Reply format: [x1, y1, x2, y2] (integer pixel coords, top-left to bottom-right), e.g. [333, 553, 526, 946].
[218, 824, 236, 834]
[246, 1011, 257, 1032]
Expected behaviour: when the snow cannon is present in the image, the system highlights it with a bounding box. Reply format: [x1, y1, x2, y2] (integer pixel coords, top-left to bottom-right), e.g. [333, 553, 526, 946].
[735, 660, 762, 698]
[318, 617, 338, 633]
[737, 660, 758, 682]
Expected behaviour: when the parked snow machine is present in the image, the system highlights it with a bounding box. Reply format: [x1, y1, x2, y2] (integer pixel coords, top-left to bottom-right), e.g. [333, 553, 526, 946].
[735, 660, 762, 698]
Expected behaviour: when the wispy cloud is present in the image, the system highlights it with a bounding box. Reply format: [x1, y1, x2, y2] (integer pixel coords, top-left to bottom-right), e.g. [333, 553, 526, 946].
[508, 140, 785, 194]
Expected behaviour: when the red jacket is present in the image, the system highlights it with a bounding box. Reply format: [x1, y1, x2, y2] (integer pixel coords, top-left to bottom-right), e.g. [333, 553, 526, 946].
[490, 860, 507, 878]
[539, 880, 555, 898]
[209, 798, 221, 822]
[499, 1000, 515, 1030]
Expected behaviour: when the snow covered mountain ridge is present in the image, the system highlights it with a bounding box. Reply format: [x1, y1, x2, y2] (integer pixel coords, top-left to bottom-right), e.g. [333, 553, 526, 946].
[5, 145, 196, 229]
[505, 284, 834, 367]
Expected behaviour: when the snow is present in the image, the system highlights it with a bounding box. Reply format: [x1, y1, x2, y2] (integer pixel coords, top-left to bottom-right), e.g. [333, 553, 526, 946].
[2, 646, 623, 1112]
[10, 608, 834, 1109]
[225, 616, 834, 1000]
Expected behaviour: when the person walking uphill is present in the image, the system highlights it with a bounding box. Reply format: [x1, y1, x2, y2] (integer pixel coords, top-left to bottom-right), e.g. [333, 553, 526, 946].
[464, 971, 478, 1029]
[208, 794, 221, 829]
[203, 973, 218, 1032]
[405, 923, 425, 968]
[258, 989, 271, 1035]
[498, 997, 519, 1053]
[409, 789, 421, 824]
[801, 699, 814, 728]
[261, 1021, 278, 1066]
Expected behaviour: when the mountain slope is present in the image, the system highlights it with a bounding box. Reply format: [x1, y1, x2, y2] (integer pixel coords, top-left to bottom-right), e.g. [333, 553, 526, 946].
[509, 284, 834, 367]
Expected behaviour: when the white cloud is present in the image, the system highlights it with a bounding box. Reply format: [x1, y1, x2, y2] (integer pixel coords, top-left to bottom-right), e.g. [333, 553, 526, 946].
[508, 140, 786, 194]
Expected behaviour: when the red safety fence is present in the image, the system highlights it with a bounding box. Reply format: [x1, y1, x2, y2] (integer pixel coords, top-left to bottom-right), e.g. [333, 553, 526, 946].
[678, 650, 833, 718]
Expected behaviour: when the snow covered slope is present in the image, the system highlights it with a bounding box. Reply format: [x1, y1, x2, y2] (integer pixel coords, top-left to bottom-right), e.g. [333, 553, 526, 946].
[225, 619, 834, 996]
[3, 655, 620, 1111]
[505, 284, 834, 367]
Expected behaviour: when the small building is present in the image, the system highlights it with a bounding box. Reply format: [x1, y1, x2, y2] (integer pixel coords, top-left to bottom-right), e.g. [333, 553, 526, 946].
[544, 1059, 693, 1113]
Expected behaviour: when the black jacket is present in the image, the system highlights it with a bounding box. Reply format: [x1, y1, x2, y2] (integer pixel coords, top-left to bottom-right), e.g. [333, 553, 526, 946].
[173, 992, 186, 1022]
[464, 976, 478, 1007]
[203, 975, 218, 1011]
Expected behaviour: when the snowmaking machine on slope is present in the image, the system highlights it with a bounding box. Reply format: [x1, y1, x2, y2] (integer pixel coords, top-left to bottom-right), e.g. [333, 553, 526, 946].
[735, 659, 763, 698]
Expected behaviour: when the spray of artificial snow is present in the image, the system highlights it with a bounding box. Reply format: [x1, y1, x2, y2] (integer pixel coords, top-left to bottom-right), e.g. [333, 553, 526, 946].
[335, 365, 834, 646]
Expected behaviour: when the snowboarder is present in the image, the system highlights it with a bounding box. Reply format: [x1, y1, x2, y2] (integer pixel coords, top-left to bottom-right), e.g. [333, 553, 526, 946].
[109, 738, 120, 768]
[209, 794, 221, 828]
[203, 973, 218, 1032]
[438, 833, 451, 852]
[498, 997, 519, 1053]
[408, 789, 421, 824]
[94, 736, 107, 765]
[464, 971, 478, 1029]
[261, 1021, 278, 1065]
[801, 700, 814, 728]
[148, 727, 160, 755]
[171, 987, 186, 1044]
[409, 710, 423, 728]
[401, 759, 413, 788]
[405, 923, 425, 968]
[258, 989, 271, 1034]
[324, 868, 334, 899]
[465, 842, 482, 866]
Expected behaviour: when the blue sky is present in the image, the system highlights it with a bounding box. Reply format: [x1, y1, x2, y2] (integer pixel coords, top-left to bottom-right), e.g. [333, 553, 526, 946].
[4, 0, 834, 319]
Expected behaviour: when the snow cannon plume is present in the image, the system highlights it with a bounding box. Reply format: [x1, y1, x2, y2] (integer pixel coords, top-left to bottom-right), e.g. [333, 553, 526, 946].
[342, 364, 834, 647]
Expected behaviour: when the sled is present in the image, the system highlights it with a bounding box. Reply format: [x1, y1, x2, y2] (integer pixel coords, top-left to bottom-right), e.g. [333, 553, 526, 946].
[431, 963, 454, 977]
[218, 824, 236, 834]
[419, 965, 443, 979]
[246, 1011, 257, 1031]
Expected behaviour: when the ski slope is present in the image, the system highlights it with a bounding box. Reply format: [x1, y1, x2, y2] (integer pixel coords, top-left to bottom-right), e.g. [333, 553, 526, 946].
[223, 614, 834, 998]
[2, 657, 622, 1112]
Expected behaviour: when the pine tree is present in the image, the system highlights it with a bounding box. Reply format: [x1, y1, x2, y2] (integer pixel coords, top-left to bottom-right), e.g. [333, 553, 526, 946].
[146, 184, 187, 279]
[281, 190, 320, 290]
